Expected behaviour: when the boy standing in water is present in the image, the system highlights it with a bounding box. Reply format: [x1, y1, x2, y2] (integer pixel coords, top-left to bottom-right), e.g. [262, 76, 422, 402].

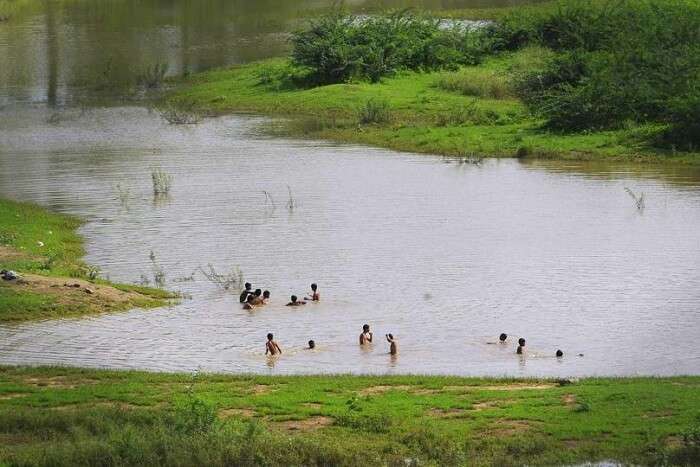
[266, 333, 282, 356]
[286, 295, 306, 306]
[386, 333, 398, 355]
[359, 324, 373, 345]
[239, 283, 252, 303]
[305, 283, 320, 302]
[517, 338, 526, 355]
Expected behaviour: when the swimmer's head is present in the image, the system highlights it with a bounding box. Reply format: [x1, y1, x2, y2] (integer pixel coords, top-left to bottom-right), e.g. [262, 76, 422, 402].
[363, 324, 370, 332]
[244, 282, 252, 290]
[499, 333, 507, 342]
[518, 338, 526, 346]
[308, 340, 315, 349]
[291, 295, 298, 302]
[311, 283, 317, 291]
[263, 290, 270, 298]
[556, 349, 563, 357]
[267, 333, 273, 340]
[247, 294, 256, 303]
[254, 288, 262, 296]
[387, 333, 394, 339]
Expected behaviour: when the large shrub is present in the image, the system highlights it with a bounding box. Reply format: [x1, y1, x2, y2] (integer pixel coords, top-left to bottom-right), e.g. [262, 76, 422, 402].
[505, 0, 700, 147]
[291, 11, 485, 84]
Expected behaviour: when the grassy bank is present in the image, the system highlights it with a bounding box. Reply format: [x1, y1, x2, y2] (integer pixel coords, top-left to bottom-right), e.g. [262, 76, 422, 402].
[168, 1, 700, 164]
[0, 198, 175, 322]
[0, 366, 698, 465]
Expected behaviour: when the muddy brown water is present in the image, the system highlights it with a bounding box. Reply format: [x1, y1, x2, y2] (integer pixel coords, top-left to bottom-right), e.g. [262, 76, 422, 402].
[0, 0, 699, 376]
[0, 106, 699, 376]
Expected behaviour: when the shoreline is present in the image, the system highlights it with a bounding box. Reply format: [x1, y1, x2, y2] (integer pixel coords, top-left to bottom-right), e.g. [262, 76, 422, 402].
[167, 56, 700, 166]
[0, 198, 177, 322]
[0, 365, 698, 465]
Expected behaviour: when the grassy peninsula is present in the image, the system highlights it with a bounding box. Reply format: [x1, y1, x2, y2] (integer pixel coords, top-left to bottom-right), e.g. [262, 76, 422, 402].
[168, 0, 700, 164]
[0, 198, 175, 322]
[0, 366, 699, 466]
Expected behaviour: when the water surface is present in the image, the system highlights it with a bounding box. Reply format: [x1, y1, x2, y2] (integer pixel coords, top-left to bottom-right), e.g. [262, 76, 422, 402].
[1, 106, 698, 376]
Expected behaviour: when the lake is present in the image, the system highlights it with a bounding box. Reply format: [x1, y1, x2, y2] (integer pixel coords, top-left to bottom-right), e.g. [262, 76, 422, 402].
[1, 106, 699, 376]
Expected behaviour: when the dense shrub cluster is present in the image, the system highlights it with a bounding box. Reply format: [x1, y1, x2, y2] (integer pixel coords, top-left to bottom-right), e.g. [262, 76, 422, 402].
[290, 11, 485, 84]
[490, 0, 700, 148]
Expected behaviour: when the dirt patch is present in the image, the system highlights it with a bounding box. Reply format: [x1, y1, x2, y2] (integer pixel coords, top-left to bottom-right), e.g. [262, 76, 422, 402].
[0, 392, 29, 400]
[275, 416, 334, 432]
[250, 384, 273, 395]
[358, 385, 412, 396]
[485, 419, 539, 437]
[562, 394, 577, 407]
[410, 388, 440, 395]
[48, 401, 141, 411]
[562, 439, 581, 449]
[444, 383, 556, 392]
[0, 433, 34, 445]
[471, 399, 514, 411]
[302, 402, 323, 409]
[0, 245, 33, 262]
[22, 376, 81, 389]
[665, 435, 683, 449]
[218, 407, 256, 418]
[427, 407, 468, 418]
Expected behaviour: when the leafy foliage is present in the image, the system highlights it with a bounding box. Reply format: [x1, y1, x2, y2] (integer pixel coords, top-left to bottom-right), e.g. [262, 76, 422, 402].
[290, 10, 486, 85]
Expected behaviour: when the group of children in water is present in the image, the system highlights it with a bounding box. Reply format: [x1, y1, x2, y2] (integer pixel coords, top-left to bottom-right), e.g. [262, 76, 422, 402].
[246, 283, 564, 359]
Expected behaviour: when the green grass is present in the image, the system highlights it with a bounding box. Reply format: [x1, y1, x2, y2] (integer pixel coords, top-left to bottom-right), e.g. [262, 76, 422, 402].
[168, 48, 700, 164]
[0, 366, 698, 466]
[0, 198, 176, 322]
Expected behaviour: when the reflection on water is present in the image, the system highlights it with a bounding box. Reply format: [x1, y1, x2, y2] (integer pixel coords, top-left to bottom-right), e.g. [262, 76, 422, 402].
[0, 106, 699, 376]
[0, 0, 541, 106]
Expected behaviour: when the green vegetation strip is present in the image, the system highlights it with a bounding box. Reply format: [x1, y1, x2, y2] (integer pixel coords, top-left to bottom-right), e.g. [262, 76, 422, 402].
[0, 366, 698, 465]
[0, 198, 175, 322]
[168, 0, 700, 164]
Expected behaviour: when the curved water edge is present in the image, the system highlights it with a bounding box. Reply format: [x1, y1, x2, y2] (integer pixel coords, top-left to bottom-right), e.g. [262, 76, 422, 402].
[0, 106, 699, 377]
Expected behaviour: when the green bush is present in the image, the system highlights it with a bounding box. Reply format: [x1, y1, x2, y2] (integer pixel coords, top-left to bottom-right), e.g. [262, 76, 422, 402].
[358, 98, 391, 124]
[291, 10, 486, 85]
[506, 0, 700, 148]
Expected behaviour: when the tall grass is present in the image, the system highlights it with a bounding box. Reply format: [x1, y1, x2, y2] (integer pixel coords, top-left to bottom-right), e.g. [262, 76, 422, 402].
[435, 69, 512, 99]
[358, 98, 391, 124]
[151, 168, 172, 196]
[137, 62, 168, 89]
[291, 10, 486, 85]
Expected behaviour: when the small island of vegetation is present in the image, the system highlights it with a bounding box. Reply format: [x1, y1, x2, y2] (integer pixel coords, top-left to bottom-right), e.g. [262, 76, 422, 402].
[169, 0, 700, 164]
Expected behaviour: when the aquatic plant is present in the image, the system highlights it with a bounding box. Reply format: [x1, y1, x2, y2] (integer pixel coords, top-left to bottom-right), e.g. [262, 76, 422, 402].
[115, 183, 131, 209]
[358, 98, 391, 125]
[157, 102, 202, 125]
[149, 250, 166, 288]
[624, 187, 645, 211]
[262, 190, 276, 211]
[137, 62, 168, 88]
[286, 185, 297, 211]
[151, 168, 173, 196]
[198, 264, 244, 291]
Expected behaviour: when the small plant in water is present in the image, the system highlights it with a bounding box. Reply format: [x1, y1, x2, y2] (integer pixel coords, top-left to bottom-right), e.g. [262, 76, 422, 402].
[137, 62, 168, 88]
[115, 183, 131, 209]
[262, 190, 276, 212]
[286, 185, 297, 211]
[151, 168, 173, 196]
[624, 187, 645, 211]
[157, 101, 202, 125]
[199, 264, 244, 291]
[149, 250, 166, 288]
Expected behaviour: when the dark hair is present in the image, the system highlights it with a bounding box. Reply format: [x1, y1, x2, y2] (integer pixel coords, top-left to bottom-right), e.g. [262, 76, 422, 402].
[267, 333, 273, 340]
[245, 282, 252, 289]
[311, 283, 317, 290]
[518, 338, 526, 346]
[254, 288, 262, 296]
[263, 290, 270, 298]
[247, 294, 256, 303]
[363, 324, 370, 331]
[499, 333, 507, 342]
[308, 340, 315, 349]
[387, 333, 393, 339]
[556, 349, 563, 357]
[291, 295, 297, 302]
